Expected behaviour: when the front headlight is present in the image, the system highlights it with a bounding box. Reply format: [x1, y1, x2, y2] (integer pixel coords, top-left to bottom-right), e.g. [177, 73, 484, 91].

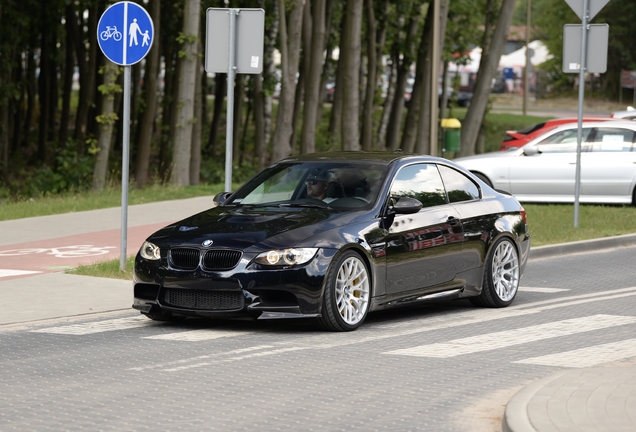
[140, 241, 161, 260]
[254, 248, 318, 266]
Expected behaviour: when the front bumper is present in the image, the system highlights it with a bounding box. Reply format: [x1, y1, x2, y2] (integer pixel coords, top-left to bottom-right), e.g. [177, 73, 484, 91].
[133, 248, 337, 320]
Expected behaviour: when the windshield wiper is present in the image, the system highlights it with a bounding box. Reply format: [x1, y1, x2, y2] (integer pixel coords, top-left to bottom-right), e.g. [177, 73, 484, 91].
[277, 202, 332, 210]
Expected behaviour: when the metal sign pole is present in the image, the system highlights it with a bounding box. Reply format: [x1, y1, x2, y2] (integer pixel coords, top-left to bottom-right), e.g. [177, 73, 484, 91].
[574, 0, 589, 228]
[224, 9, 238, 193]
[120, 66, 131, 271]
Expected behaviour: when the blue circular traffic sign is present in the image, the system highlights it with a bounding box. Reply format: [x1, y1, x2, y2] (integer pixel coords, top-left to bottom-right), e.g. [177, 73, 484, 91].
[97, 2, 154, 66]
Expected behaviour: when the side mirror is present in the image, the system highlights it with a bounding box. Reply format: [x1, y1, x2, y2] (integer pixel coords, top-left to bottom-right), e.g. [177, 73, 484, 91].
[213, 192, 233, 206]
[522, 145, 540, 156]
[388, 196, 422, 215]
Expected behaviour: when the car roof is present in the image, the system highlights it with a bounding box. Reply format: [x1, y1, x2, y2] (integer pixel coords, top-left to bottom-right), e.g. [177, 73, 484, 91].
[280, 151, 448, 165]
[543, 117, 614, 125]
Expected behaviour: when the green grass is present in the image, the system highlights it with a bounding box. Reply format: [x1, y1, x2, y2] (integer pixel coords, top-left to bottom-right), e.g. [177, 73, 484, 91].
[68, 257, 136, 280]
[525, 204, 636, 246]
[0, 183, 226, 221]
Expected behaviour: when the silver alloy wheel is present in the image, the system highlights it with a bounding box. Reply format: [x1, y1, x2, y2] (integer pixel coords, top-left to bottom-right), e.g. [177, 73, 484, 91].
[490, 240, 519, 302]
[335, 256, 370, 325]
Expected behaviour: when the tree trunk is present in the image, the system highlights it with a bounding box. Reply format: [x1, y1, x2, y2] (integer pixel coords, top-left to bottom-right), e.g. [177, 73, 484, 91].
[414, 0, 450, 154]
[385, 15, 419, 151]
[134, 0, 160, 188]
[92, 62, 119, 192]
[290, 68, 304, 153]
[401, 5, 434, 154]
[458, 0, 517, 157]
[207, 73, 226, 156]
[377, 58, 397, 148]
[233, 74, 245, 164]
[190, 38, 203, 185]
[0, 99, 7, 184]
[271, 0, 305, 162]
[71, 2, 98, 152]
[360, 0, 377, 151]
[300, 0, 326, 155]
[170, 0, 200, 186]
[37, 6, 52, 161]
[340, 0, 363, 151]
[253, 73, 266, 169]
[258, 0, 279, 168]
[59, 4, 75, 147]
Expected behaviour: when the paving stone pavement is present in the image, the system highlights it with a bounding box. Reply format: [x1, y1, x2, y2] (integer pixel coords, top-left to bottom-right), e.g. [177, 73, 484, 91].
[1, 199, 636, 431]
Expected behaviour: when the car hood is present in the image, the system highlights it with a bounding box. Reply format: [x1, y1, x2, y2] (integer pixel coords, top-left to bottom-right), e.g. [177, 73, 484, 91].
[147, 205, 365, 252]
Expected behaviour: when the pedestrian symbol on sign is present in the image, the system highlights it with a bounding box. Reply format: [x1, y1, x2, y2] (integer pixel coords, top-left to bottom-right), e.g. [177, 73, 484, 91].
[97, 1, 154, 66]
[128, 18, 141, 46]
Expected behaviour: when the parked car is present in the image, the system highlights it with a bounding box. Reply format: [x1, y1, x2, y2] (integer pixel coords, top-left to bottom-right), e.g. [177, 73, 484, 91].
[134, 152, 530, 331]
[500, 117, 616, 151]
[456, 121, 636, 205]
[405, 84, 472, 108]
[610, 106, 636, 121]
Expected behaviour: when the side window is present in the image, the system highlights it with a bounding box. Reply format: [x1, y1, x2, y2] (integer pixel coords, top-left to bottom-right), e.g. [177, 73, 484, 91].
[536, 128, 593, 153]
[438, 165, 480, 203]
[390, 164, 447, 208]
[591, 128, 636, 152]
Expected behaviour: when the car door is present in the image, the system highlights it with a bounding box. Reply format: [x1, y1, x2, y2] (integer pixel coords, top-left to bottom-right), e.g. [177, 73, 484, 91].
[581, 127, 636, 202]
[384, 163, 464, 295]
[508, 127, 593, 199]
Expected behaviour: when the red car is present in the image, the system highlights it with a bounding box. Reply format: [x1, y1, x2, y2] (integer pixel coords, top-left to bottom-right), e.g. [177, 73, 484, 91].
[499, 117, 616, 151]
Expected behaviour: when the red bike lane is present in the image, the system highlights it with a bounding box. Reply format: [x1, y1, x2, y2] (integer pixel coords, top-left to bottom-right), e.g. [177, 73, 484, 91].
[0, 222, 170, 280]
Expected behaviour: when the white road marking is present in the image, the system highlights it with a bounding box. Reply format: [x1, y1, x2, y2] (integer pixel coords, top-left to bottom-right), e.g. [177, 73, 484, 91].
[384, 315, 636, 358]
[128, 345, 275, 372]
[519, 287, 570, 293]
[164, 347, 309, 372]
[30, 316, 155, 335]
[514, 338, 636, 368]
[143, 328, 256, 341]
[0, 269, 41, 278]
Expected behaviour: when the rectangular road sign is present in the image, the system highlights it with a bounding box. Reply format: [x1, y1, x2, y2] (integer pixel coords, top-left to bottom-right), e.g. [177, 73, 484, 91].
[562, 24, 609, 73]
[205, 8, 264, 74]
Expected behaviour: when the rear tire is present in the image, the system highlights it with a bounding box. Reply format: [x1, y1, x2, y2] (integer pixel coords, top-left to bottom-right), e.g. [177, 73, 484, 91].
[473, 172, 493, 188]
[470, 237, 520, 308]
[314, 250, 371, 331]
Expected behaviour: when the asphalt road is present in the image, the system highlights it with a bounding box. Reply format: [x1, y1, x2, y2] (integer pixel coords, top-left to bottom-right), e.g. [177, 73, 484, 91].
[1, 245, 635, 431]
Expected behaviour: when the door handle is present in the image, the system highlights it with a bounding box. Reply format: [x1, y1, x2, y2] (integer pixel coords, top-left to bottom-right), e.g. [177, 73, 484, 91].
[447, 216, 460, 225]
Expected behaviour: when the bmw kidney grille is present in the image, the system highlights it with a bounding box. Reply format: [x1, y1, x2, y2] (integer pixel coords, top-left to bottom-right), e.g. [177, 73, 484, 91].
[169, 248, 242, 270]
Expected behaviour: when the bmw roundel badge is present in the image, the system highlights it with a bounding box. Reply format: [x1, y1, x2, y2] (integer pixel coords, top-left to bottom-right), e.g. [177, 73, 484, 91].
[202, 240, 214, 247]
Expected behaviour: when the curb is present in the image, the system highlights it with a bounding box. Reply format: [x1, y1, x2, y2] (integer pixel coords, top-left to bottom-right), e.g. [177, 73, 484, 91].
[501, 370, 570, 432]
[529, 232, 636, 260]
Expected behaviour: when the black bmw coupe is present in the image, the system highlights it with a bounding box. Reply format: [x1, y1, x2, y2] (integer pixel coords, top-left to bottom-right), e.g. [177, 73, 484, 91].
[133, 152, 530, 331]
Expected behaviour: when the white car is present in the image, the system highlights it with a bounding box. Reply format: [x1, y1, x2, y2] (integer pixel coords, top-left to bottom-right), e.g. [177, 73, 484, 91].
[611, 106, 636, 121]
[455, 121, 636, 205]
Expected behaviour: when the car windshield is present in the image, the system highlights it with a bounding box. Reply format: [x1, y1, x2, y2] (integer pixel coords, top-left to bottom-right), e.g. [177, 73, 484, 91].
[226, 162, 388, 210]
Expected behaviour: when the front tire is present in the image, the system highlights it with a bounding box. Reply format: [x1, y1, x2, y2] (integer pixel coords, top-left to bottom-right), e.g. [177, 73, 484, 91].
[315, 250, 371, 331]
[470, 237, 520, 308]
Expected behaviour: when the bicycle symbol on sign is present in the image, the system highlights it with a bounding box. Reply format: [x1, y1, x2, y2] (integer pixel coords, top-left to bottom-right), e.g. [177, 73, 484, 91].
[100, 26, 122, 41]
[0, 245, 116, 258]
